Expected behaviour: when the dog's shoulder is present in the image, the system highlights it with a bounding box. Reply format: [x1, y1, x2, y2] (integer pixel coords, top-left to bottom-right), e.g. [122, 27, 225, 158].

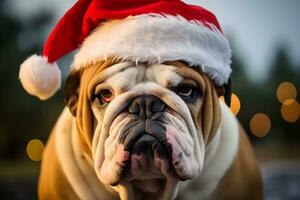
[177, 101, 263, 200]
[38, 110, 80, 200]
[212, 125, 263, 200]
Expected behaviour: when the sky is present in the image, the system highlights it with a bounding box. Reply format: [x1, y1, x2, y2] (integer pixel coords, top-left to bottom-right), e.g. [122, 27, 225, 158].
[7, 0, 300, 82]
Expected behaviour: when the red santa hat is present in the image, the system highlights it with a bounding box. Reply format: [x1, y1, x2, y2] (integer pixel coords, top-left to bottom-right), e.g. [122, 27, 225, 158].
[19, 0, 232, 100]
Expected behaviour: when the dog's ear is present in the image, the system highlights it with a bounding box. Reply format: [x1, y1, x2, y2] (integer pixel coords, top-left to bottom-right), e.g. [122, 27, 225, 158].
[215, 78, 232, 107]
[64, 70, 81, 116]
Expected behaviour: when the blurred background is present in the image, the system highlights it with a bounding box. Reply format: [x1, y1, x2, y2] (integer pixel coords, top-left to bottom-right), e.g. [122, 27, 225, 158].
[0, 0, 299, 199]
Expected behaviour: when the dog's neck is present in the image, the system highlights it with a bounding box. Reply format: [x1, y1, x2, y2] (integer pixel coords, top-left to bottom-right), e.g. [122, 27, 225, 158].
[55, 108, 180, 200]
[115, 178, 180, 200]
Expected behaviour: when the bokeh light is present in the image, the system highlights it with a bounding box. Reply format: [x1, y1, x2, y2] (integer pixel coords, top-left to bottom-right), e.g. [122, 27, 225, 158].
[281, 99, 300, 123]
[220, 96, 225, 102]
[276, 81, 297, 103]
[230, 93, 241, 116]
[26, 139, 44, 161]
[220, 93, 241, 116]
[250, 113, 271, 137]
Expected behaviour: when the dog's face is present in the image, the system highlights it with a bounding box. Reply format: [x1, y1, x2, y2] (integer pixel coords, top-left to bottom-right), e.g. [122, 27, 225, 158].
[65, 60, 221, 188]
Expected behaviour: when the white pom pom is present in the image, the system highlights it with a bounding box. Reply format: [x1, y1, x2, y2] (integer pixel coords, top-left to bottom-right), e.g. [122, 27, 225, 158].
[19, 55, 61, 100]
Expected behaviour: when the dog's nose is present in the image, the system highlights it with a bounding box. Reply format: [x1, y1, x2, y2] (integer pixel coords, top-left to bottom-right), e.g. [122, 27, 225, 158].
[131, 134, 167, 159]
[128, 95, 165, 119]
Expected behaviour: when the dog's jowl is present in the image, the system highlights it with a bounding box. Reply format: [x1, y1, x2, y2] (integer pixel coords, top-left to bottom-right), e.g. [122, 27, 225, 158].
[18, 0, 263, 199]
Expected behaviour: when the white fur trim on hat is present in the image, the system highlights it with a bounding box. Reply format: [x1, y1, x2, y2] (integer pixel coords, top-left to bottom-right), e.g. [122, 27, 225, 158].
[73, 14, 232, 85]
[19, 55, 61, 100]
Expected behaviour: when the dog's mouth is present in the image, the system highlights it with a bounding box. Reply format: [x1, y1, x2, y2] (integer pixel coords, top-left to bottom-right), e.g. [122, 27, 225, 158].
[110, 119, 175, 186]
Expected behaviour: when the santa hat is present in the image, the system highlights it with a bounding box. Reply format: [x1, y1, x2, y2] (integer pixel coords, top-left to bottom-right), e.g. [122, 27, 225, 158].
[19, 0, 232, 100]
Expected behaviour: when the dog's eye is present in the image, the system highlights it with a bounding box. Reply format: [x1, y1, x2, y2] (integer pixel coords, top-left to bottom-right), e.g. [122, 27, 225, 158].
[177, 85, 193, 97]
[176, 85, 199, 102]
[96, 89, 113, 105]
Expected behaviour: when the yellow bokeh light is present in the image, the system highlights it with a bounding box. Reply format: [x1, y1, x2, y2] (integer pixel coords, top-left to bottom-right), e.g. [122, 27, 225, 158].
[250, 113, 271, 137]
[230, 93, 241, 116]
[276, 82, 297, 103]
[27, 139, 44, 161]
[219, 94, 241, 116]
[281, 99, 300, 123]
[220, 96, 225, 102]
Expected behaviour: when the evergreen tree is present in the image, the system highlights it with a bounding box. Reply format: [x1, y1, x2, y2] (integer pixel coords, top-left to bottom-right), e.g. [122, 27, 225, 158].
[0, 0, 62, 161]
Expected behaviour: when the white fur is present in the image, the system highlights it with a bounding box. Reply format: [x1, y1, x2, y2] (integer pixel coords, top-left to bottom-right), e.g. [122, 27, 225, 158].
[55, 109, 96, 200]
[73, 15, 232, 85]
[146, 64, 183, 87]
[178, 100, 239, 199]
[19, 54, 61, 100]
[103, 63, 182, 94]
[56, 108, 116, 200]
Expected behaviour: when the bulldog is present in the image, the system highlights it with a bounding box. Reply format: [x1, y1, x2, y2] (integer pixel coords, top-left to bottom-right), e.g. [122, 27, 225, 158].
[38, 60, 263, 200]
[17, 1, 264, 199]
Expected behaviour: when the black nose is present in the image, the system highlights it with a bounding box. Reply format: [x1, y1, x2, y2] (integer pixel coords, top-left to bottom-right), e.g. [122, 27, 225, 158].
[128, 95, 165, 119]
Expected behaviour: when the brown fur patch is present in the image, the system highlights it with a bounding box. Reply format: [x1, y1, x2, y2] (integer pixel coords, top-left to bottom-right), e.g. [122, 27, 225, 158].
[65, 59, 118, 158]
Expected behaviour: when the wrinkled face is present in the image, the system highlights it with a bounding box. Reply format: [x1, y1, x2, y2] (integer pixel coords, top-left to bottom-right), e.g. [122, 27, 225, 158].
[66, 60, 221, 188]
